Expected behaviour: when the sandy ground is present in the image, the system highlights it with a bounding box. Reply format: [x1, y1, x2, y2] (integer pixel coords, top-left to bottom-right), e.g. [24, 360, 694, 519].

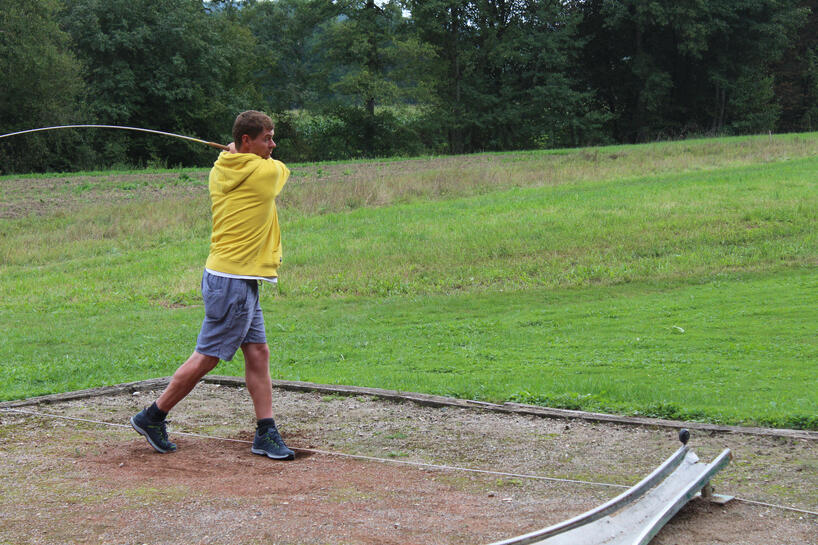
[0, 382, 815, 545]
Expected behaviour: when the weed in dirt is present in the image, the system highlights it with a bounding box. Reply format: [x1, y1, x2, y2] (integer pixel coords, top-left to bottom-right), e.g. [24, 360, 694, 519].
[121, 485, 193, 503]
[328, 486, 377, 503]
[494, 478, 524, 488]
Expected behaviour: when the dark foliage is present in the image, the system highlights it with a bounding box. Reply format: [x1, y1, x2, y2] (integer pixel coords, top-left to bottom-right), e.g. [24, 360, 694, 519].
[0, 0, 813, 173]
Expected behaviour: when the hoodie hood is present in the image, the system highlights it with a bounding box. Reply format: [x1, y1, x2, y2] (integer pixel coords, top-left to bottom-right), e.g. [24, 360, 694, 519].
[210, 151, 265, 194]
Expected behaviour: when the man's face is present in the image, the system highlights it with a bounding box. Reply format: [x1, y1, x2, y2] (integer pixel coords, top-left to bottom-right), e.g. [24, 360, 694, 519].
[241, 128, 276, 159]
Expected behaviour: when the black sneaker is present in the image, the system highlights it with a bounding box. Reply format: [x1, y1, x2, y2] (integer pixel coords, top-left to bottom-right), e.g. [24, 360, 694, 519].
[251, 424, 295, 460]
[130, 409, 177, 453]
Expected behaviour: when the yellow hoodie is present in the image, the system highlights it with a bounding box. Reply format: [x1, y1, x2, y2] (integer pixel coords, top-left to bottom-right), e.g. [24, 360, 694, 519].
[205, 151, 290, 277]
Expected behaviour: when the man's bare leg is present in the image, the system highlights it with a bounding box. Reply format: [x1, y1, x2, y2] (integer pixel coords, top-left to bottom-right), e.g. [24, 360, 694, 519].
[156, 351, 220, 412]
[243, 342, 294, 459]
[131, 351, 218, 453]
[242, 342, 273, 420]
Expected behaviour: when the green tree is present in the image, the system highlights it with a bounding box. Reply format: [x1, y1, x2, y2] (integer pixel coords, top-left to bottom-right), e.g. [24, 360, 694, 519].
[702, 1, 804, 134]
[320, 0, 431, 155]
[60, 0, 260, 167]
[405, 0, 599, 153]
[240, 0, 338, 112]
[573, 0, 805, 141]
[0, 0, 85, 173]
[326, 1, 402, 115]
[470, 0, 607, 149]
[403, 0, 472, 153]
[773, 0, 818, 132]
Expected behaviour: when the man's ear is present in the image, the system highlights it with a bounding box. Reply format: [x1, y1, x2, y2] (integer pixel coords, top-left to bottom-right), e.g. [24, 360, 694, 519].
[238, 133, 250, 151]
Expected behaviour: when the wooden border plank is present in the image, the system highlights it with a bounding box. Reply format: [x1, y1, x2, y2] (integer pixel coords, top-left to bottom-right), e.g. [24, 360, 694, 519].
[2, 376, 815, 441]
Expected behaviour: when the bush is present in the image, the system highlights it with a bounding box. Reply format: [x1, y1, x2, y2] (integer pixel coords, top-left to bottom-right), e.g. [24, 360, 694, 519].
[272, 106, 438, 163]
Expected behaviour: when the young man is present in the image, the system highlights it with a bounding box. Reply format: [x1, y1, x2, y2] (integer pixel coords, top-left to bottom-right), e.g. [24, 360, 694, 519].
[131, 110, 294, 460]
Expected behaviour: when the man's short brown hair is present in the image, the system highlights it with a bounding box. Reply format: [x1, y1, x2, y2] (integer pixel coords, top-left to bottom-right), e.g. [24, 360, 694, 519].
[232, 110, 274, 145]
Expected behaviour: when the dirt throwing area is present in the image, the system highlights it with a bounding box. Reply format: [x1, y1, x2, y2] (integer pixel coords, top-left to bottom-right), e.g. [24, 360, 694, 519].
[1, 382, 816, 544]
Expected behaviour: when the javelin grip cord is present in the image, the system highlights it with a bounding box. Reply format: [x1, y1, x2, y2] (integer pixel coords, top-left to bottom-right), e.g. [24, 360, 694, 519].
[0, 124, 229, 151]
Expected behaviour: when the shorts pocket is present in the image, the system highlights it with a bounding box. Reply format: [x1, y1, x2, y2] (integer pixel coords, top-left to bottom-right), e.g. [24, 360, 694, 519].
[202, 273, 230, 321]
[204, 294, 232, 321]
[203, 271, 227, 294]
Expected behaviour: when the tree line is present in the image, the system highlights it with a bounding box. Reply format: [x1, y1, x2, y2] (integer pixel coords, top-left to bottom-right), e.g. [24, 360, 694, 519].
[2, 0, 817, 173]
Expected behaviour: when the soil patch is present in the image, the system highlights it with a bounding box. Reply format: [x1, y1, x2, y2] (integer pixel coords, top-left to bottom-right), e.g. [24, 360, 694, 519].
[0, 172, 209, 219]
[1, 383, 815, 544]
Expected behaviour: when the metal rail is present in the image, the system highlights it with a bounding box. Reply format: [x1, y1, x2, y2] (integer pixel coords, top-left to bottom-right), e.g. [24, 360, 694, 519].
[488, 438, 732, 545]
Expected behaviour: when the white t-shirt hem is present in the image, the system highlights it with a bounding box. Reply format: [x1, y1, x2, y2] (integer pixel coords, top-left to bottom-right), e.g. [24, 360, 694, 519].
[205, 268, 278, 284]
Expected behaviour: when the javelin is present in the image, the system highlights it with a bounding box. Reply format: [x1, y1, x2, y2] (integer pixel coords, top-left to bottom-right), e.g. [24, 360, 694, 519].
[0, 124, 229, 150]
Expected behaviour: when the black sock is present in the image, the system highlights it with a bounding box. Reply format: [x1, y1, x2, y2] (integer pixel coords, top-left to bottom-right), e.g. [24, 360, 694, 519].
[257, 418, 275, 435]
[146, 402, 168, 422]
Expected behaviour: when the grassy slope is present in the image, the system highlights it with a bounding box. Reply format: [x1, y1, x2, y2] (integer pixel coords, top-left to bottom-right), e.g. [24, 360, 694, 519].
[1, 134, 816, 428]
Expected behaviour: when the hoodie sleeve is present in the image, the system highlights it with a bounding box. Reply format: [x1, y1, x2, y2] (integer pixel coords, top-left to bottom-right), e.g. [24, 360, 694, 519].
[260, 158, 289, 198]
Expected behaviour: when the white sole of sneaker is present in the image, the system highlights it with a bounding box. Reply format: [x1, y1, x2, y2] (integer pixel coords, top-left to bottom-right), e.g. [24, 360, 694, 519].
[251, 447, 295, 460]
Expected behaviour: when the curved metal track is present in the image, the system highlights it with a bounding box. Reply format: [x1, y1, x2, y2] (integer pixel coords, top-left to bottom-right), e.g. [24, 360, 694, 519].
[489, 443, 732, 545]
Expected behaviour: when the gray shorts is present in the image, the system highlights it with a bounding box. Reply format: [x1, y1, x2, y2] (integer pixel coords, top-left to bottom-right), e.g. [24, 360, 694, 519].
[195, 271, 267, 361]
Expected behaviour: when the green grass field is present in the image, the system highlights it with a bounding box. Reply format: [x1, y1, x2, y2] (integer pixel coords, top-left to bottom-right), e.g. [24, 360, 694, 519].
[1, 134, 816, 429]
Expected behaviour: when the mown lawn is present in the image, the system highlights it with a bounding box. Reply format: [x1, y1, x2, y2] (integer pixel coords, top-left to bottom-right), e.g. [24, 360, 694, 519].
[1, 134, 816, 428]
